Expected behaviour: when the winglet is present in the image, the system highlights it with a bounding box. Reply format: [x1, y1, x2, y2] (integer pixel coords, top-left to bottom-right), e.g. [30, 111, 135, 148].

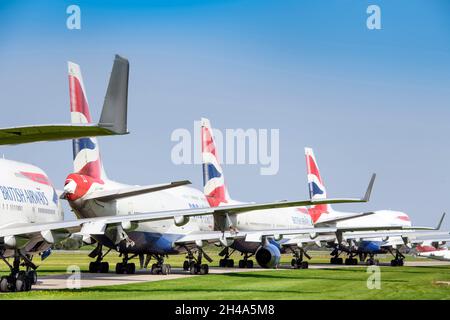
[436, 212, 446, 230]
[363, 173, 376, 202]
[99, 54, 129, 134]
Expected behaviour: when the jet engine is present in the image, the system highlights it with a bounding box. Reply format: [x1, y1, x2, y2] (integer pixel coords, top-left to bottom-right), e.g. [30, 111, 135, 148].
[63, 173, 98, 201]
[255, 242, 281, 268]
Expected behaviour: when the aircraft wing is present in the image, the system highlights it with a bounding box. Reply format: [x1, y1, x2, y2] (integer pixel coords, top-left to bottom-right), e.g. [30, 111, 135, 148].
[69, 173, 374, 234]
[315, 212, 377, 226]
[65, 180, 192, 201]
[0, 124, 126, 146]
[341, 230, 450, 241]
[0, 221, 83, 239]
[173, 227, 337, 245]
[0, 190, 369, 241]
[0, 54, 129, 146]
[1, 174, 373, 245]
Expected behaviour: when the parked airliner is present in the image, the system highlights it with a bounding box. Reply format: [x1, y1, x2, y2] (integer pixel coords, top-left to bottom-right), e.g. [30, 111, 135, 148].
[0, 55, 130, 292]
[62, 62, 373, 275]
[300, 147, 447, 266]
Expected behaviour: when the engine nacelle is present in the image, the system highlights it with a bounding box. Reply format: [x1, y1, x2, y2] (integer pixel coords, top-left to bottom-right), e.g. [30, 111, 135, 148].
[82, 235, 96, 245]
[255, 243, 281, 268]
[64, 173, 99, 201]
[174, 215, 190, 227]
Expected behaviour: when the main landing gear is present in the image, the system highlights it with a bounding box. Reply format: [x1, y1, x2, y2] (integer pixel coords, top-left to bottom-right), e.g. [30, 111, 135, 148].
[115, 253, 137, 274]
[149, 254, 172, 275]
[365, 254, 379, 266]
[344, 253, 358, 265]
[218, 247, 235, 268]
[329, 247, 359, 265]
[0, 251, 38, 292]
[88, 244, 111, 273]
[238, 253, 254, 268]
[291, 249, 309, 269]
[329, 247, 344, 265]
[389, 249, 405, 267]
[182, 248, 211, 275]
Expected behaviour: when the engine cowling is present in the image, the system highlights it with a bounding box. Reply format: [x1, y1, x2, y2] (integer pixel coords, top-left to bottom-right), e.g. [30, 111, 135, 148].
[64, 173, 99, 201]
[255, 243, 281, 268]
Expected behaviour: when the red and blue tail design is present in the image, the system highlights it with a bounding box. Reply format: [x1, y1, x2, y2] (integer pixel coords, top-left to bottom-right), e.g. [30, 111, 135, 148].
[68, 61, 106, 183]
[303, 147, 331, 223]
[201, 118, 230, 207]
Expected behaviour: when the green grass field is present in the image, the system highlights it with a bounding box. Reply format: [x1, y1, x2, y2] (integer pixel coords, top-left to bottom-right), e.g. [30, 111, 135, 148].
[0, 247, 426, 275]
[1, 249, 450, 300]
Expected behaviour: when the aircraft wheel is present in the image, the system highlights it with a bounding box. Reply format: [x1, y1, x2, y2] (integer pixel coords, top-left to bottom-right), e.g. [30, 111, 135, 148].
[330, 257, 336, 264]
[189, 263, 198, 275]
[27, 270, 38, 285]
[301, 261, 309, 269]
[291, 258, 296, 267]
[15, 273, 27, 292]
[227, 259, 234, 268]
[200, 264, 209, 275]
[115, 262, 125, 274]
[246, 260, 254, 268]
[398, 259, 404, 266]
[89, 262, 97, 273]
[238, 260, 246, 268]
[0, 276, 10, 292]
[126, 263, 136, 274]
[367, 259, 376, 266]
[345, 258, 351, 265]
[101, 262, 109, 273]
[183, 260, 189, 271]
[336, 258, 343, 265]
[162, 264, 171, 275]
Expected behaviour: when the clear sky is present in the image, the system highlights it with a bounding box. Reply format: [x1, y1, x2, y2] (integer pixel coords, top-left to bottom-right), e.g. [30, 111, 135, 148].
[0, 0, 449, 229]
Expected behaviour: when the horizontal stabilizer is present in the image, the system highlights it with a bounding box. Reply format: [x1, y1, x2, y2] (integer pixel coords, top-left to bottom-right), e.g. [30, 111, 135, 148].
[0, 55, 129, 146]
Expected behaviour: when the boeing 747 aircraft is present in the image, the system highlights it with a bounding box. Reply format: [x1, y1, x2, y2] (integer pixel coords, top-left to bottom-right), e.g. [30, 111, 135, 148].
[62, 62, 374, 276]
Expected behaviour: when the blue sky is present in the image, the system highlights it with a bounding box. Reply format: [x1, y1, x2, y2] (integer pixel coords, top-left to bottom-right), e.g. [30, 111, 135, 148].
[0, 0, 449, 228]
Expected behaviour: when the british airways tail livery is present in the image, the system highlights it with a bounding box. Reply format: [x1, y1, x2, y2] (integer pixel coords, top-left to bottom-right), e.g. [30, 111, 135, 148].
[69, 61, 108, 182]
[63, 64, 373, 276]
[305, 147, 332, 223]
[304, 147, 416, 266]
[201, 118, 231, 207]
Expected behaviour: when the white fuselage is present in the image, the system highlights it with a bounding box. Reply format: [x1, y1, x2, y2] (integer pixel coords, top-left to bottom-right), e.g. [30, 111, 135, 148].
[318, 209, 412, 249]
[0, 158, 64, 256]
[328, 209, 412, 229]
[417, 249, 450, 261]
[69, 178, 314, 253]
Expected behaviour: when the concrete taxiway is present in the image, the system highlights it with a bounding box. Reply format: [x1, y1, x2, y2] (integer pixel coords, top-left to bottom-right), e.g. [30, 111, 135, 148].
[33, 260, 450, 291]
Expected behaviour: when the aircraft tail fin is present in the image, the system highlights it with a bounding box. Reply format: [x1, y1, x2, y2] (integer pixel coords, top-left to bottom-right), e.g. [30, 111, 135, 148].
[99, 55, 129, 135]
[201, 117, 231, 207]
[68, 61, 106, 181]
[304, 147, 332, 222]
